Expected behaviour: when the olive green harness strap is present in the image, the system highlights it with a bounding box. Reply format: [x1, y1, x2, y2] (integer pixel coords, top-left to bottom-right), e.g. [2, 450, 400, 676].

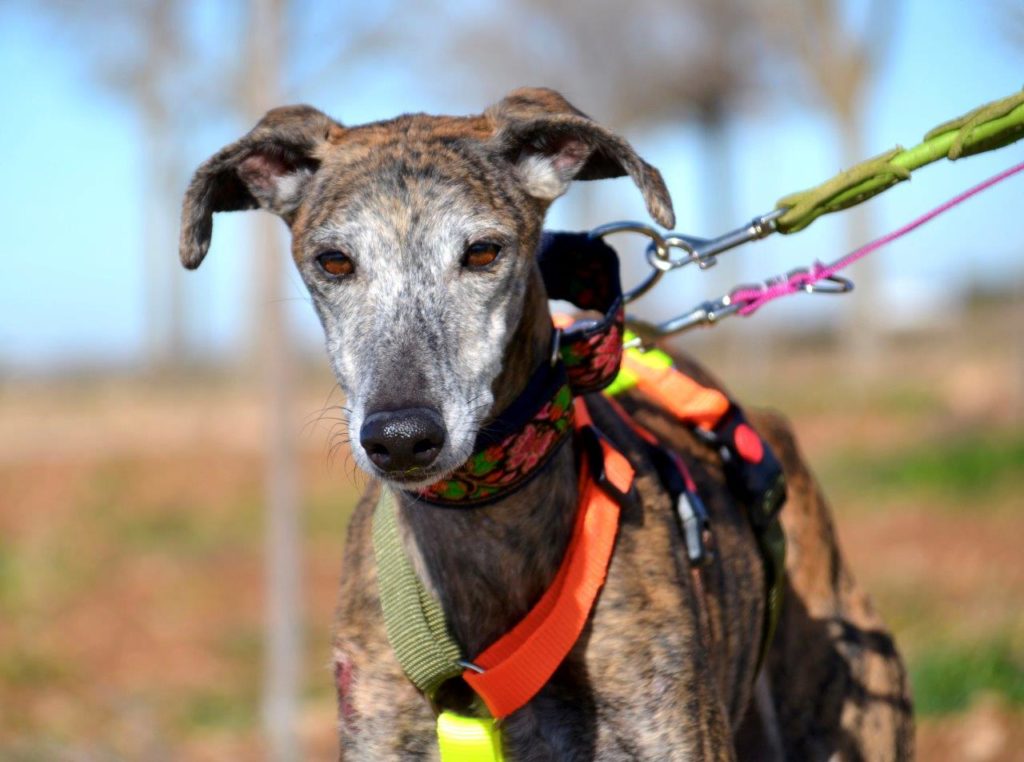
[372, 489, 465, 697]
[756, 513, 787, 672]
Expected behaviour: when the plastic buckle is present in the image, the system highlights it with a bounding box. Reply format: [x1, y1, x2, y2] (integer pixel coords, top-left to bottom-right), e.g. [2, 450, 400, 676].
[437, 710, 505, 761]
[675, 489, 710, 566]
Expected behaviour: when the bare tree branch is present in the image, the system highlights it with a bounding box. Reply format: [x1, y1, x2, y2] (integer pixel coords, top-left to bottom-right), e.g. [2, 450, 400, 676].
[362, 0, 772, 129]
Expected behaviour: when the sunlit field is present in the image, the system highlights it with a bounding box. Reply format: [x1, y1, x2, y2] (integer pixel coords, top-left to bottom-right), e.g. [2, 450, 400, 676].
[2, 297, 1022, 761]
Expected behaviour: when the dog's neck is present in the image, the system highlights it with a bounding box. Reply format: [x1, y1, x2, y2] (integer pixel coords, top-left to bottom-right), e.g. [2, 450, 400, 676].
[394, 265, 579, 658]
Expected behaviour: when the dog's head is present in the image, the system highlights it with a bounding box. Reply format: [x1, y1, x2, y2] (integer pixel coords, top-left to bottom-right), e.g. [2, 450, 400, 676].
[180, 88, 673, 487]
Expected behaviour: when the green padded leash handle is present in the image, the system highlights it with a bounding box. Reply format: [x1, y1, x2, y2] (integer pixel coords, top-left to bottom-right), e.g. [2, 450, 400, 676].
[776, 86, 1024, 233]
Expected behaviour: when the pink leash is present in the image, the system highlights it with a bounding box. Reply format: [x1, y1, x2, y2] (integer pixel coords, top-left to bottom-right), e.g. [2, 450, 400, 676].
[730, 160, 1024, 316]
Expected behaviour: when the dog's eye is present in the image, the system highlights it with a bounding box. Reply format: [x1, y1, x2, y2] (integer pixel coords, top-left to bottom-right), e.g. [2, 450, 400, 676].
[462, 242, 502, 269]
[316, 251, 355, 278]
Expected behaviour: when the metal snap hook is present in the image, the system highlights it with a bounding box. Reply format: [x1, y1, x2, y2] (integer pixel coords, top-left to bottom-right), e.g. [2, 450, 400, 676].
[662, 235, 708, 269]
[804, 274, 855, 294]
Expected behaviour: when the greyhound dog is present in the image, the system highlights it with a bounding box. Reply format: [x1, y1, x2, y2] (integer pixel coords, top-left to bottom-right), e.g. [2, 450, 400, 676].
[180, 88, 913, 760]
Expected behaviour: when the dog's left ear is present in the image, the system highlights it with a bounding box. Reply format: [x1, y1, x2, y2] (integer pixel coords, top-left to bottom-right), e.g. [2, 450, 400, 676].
[486, 87, 675, 228]
[179, 104, 344, 269]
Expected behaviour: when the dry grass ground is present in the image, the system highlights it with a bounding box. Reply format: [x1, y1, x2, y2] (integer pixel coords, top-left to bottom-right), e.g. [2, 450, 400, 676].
[1, 301, 1022, 760]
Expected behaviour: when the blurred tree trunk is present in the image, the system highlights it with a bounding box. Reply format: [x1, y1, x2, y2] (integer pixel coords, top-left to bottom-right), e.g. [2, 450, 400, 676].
[140, 103, 181, 369]
[696, 101, 744, 366]
[127, 1, 188, 371]
[765, 0, 896, 378]
[33, 0, 200, 370]
[996, 0, 1024, 421]
[130, 3, 187, 370]
[245, 0, 303, 759]
[837, 114, 880, 377]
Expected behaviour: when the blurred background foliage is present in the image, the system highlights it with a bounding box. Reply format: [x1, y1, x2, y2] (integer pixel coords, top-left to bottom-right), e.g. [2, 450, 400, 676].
[1, 0, 1023, 760]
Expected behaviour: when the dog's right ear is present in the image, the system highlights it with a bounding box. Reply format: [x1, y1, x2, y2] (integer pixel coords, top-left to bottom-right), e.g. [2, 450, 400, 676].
[179, 104, 344, 269]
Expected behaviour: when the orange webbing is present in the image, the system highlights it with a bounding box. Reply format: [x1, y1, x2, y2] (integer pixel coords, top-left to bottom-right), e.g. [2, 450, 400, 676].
[463, 398, 633, 719]
[620, 353, 731, 430]
[551, 312, 576, 330]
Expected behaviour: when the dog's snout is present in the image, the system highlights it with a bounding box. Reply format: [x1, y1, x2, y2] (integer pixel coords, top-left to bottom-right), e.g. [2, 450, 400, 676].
[359, 408, 447, 473]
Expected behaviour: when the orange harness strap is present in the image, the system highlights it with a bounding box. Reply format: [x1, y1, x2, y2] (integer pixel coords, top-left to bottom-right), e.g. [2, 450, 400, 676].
[619, 352, 731, 430]
[463, 398, 634, 719]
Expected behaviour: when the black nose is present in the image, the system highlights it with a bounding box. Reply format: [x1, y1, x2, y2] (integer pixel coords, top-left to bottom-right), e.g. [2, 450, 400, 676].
[359, 408, 447, 473]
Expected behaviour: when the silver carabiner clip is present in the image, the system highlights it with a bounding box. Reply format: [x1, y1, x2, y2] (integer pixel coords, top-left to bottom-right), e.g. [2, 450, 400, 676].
[623, 291, 748, 348]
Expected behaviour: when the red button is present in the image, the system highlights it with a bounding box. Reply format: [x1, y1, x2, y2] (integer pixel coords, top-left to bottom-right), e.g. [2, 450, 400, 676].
[734, 424, 764, 464]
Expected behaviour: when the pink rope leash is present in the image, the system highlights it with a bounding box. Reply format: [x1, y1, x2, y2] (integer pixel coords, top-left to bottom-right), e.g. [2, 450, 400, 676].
[731, 160, 1024, 316]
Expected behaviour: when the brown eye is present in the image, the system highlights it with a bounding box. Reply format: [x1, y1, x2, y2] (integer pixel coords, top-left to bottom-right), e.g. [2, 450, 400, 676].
[316, 251, 354, 278]
[463, 241, 502, 269]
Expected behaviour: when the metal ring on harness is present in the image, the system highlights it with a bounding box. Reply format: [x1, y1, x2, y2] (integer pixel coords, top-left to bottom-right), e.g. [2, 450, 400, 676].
[456, 659, 485, 675]
[776, 268, 856, 296]
[590, 221, 670, 303]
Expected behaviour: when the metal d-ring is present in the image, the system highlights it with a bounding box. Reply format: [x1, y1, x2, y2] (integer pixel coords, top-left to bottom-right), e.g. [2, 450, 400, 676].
[590, 221, 671, 303]
[804, 273, 855, 294]
[457, 659, 485, 674]
[590, 221, 670, 261]
[623, 266, 664, 303]
[782, 267, 856, 296]
[644, 241, 677, 272]
[549, 328, 563, 367]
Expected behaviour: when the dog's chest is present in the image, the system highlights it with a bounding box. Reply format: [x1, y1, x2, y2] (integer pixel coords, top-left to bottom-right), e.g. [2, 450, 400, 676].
[334, 453, 760, 760]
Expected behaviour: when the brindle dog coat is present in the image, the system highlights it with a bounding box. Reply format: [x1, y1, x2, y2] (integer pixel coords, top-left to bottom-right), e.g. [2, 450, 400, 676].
[180, 88, 913, 761]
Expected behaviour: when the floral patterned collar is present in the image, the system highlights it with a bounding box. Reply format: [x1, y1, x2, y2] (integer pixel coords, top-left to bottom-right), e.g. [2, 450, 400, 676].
[413, 232, 625, 507]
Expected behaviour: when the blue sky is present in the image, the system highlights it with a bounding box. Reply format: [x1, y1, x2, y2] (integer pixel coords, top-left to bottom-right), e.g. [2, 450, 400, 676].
[1, 0, 1022, 373]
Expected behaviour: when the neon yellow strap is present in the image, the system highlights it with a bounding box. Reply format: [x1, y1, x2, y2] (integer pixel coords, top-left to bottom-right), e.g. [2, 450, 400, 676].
[603, 331, 674, 397]
[437, 711, 505, 762]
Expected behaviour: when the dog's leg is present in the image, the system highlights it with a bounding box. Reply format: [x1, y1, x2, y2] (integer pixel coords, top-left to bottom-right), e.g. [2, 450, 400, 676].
[751, 410, 915, 762]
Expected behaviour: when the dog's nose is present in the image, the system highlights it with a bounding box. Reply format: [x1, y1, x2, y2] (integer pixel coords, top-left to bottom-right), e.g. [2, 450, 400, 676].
[359, 408, 447, 473]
